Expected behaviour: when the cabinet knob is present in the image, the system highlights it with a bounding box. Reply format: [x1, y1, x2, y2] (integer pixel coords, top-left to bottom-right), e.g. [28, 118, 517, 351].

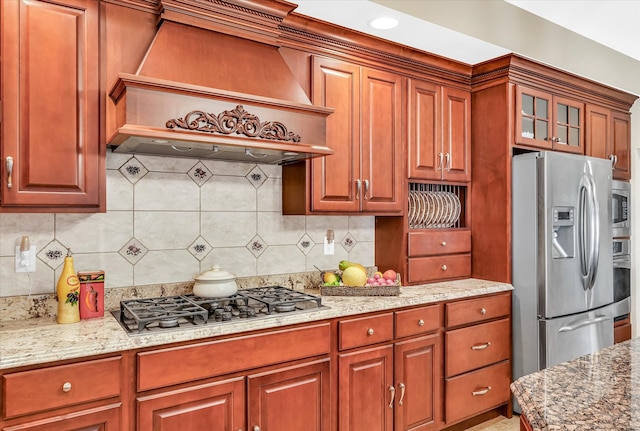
[440, 241, 447, 246]
[417, 319, 425, 326]
[480, 308, 487, 315]
[367, 328, 375, 336]
[62, 382, 72, 393]
[253, 426, 261, 431]
[441, 265, 447, 271]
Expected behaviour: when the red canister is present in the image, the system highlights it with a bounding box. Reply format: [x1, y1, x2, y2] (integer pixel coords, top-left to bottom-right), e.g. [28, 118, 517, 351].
[78, 271, 105, 319]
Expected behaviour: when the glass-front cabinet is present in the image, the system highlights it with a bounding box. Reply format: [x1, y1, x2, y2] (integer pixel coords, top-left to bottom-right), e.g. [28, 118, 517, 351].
[515, 86, 584, 154]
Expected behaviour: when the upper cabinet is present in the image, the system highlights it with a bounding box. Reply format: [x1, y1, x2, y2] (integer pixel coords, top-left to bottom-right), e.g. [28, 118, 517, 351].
[283, 56, 403, 214]
[0, 0, 104, 211]
[408, 79, 471, 182]
[586, 105, 632, 180]
[515, 86, 584, 154]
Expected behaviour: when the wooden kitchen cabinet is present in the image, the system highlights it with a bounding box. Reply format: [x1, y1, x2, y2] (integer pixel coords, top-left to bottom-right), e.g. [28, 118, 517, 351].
[337, 305, 442, 431]
[408, 78, 471, 182]
[586, 105, 632, 180]
[0, 0, 104, 211]
[283, 56, 403, 214]
[515, 85, 584, 154]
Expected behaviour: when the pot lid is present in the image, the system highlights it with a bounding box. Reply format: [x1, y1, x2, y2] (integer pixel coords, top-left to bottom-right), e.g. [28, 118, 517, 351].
[194, 265, 236, 281]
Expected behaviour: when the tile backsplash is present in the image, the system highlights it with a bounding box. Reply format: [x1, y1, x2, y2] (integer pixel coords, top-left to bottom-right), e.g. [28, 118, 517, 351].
[0, 152, 375, 298]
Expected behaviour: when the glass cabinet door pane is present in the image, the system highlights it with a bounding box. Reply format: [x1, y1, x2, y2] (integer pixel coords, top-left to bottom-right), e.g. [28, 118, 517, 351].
[557, 104, 568, 124]
[536, 120, 548, 141]
[522, 94, 534, 115]
[536, 98, 548, 119]
[522, 117, 534, 138]
[557, 125, 568, 144]
[569, 127, 579, 146]
[569, 106, 580, 126]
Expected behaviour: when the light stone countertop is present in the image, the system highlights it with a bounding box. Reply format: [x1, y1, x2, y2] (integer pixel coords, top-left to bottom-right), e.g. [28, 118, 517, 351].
[0, 278, 512, 370]
[511, 337, 640, 431]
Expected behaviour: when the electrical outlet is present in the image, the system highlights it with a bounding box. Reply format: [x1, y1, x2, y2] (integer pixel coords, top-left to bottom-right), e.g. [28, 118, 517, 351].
[323, 235, 335, 255]
[15, 245, 36, 273]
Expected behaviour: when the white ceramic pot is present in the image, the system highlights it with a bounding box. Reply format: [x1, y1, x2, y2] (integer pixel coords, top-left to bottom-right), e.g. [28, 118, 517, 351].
[193, 265, 238, 298]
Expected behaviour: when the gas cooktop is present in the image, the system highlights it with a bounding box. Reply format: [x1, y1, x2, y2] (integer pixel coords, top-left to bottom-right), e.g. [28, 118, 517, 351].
[113, 286, 326, 335]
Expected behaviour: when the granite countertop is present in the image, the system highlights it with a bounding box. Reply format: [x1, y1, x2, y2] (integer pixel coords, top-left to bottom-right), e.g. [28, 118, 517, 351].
[0, 278, 512, 370]
[511, 337, 640, 431]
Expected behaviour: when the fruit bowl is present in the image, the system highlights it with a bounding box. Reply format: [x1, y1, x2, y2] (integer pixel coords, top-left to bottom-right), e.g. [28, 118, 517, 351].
[320, 273, 401, 297]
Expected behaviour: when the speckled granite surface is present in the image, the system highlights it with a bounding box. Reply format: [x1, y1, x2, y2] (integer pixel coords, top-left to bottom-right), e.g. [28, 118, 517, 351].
[0, 278, 511, 370]
[511, 338, 640, 431]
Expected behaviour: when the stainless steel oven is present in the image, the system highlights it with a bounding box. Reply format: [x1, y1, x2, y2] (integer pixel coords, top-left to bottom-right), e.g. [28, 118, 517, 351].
[612, 180, 631, 238]
[612, 238, 630, 319]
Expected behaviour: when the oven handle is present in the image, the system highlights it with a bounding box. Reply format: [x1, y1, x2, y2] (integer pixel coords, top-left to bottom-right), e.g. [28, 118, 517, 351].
[613, 258, 631, 269]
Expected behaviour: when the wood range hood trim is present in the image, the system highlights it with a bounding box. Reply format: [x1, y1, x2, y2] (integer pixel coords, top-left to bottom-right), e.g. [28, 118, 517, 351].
[107, 19, 334, 164]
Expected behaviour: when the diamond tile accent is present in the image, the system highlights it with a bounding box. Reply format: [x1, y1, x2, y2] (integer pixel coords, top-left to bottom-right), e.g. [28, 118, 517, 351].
[246, 234, 268, 258]
[118, 238, 149, 264]
[37, 239, 69, 270]
[118, 157, 148, 184]
[188, 162, 212, 186]
[341, 232, 356, 253]
[188, 236, 212, 261]
[296, 234, 314, 255]
[246, 166, 267, 188]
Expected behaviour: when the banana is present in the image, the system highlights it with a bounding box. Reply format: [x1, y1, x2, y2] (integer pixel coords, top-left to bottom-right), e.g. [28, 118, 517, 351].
[338, 260, 366, 273]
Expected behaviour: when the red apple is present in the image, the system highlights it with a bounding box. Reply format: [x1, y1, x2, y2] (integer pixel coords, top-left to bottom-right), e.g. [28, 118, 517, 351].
[382, 269, 397, 281]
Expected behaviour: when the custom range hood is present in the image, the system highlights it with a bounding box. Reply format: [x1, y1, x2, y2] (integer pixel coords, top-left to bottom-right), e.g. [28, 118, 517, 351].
[108, 17, 333, 164]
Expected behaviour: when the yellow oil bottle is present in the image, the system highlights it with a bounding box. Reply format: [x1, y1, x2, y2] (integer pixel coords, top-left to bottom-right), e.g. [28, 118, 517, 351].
[56, 249, 80, 324]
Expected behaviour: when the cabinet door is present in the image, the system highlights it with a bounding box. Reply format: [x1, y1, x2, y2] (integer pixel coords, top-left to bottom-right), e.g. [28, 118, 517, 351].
[442, 87, 471, 182]
[407, 79, 442, 180]
[338, 345, 394, 431]
[553, 96, 584, 154]
[611, 111, 631, 180]
[515, 86, 552, 149]
[248, 359, 330, 431]
[137, 377, 245, 431]
[394, 334, 442, 431]
[361, 68, 403, 213]
[311, 57, 361, 212]
[1, 404, 121, 431]
[0, 0, 102, 209]
[585, 104, 611, 159]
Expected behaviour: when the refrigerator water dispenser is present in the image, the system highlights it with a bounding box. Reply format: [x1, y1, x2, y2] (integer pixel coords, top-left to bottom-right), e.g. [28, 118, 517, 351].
[552, 206, 574, 258]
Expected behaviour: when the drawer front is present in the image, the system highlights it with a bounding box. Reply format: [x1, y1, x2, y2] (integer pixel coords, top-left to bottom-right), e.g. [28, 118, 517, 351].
[395, 304, 441, 339]
[407, 254, 471, 283]
[338, 313, 393, 351]
[446, 292, 511, 328]
[445, 318, 510, 377]
[138, 323, 330, 391]
[445, 361, 510, 425]
[3, 356, 122, 419]
[408, 230, 471, 257]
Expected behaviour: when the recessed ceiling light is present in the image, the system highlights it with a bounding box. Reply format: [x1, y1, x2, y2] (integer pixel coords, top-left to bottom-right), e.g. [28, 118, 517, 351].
[369, 16, 399, 30]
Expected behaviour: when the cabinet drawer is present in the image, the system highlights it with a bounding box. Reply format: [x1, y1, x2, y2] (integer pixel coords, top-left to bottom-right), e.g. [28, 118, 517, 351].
[408, 230, 471, 257]
[138, 323, 330, 391]
[338, 313, 393, 351]
[3, 356, 122, 419]
[446, 292, 511, 328]
[395, 304, 441, 339]
[445, 318, 510, 377]
[445, 361, 510, 425]
[407, 254, 470, 283]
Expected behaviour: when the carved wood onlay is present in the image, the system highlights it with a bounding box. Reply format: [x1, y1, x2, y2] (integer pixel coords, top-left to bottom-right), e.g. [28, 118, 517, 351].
[166, 105, 301, 142]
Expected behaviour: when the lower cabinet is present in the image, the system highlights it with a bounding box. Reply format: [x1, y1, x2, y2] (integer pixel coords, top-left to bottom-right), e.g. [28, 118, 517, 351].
[1, 405, 122, 431]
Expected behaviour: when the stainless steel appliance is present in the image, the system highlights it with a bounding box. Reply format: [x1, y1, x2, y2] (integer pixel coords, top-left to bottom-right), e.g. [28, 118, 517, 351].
[612, 180, 631, 238]
[512, 151, 614, 412]
[113, 286, 326, 335]
[612, 238, 631, 319]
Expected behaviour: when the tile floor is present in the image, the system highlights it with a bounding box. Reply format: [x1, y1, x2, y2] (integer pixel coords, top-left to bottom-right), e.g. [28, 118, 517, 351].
[467, 415, 520, 431]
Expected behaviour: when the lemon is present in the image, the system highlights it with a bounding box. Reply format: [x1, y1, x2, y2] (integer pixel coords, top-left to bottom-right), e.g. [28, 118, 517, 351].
[342, 266, 367, 287]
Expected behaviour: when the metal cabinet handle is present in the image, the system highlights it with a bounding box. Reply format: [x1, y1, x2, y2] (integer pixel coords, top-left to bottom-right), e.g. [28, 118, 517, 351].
[609, 154, 618, 169]
[417, 319, 425, 326]
[367, 328, 374, 336]
[472, 386, 492, 396]
[480, 308, 486, 315]
[5, 156, 13, 189]
[441, 241, 447, 246]
[441, 265, 447, 271]
[388, 385, 395, 408]
[398, 382, 406, 406]
[363, 179, 369, 200]
[355, 179, 362, 200]
[444, 153, 451, 171]
[62, 382, 72, 393]
[253, 426, 260, 431]
[471, 342, 491, 350]
[438, 152, 444, 170]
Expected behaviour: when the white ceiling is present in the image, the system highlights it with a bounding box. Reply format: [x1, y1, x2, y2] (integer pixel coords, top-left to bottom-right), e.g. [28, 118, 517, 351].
[293, 0, 640, 63]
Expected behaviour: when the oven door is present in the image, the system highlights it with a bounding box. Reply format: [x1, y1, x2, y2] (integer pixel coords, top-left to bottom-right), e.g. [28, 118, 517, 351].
[613, 255, 631, 304]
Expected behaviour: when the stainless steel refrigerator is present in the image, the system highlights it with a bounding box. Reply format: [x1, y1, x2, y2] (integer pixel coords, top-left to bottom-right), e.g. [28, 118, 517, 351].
[512, 151, 614, 412]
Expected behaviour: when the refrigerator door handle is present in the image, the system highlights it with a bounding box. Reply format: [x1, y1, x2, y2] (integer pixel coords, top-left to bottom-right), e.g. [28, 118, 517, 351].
[586, 172, 600, 290]
[578, 180, 590, 287]
[558, 315, 611, 332]
[578, 171, 600, 291]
